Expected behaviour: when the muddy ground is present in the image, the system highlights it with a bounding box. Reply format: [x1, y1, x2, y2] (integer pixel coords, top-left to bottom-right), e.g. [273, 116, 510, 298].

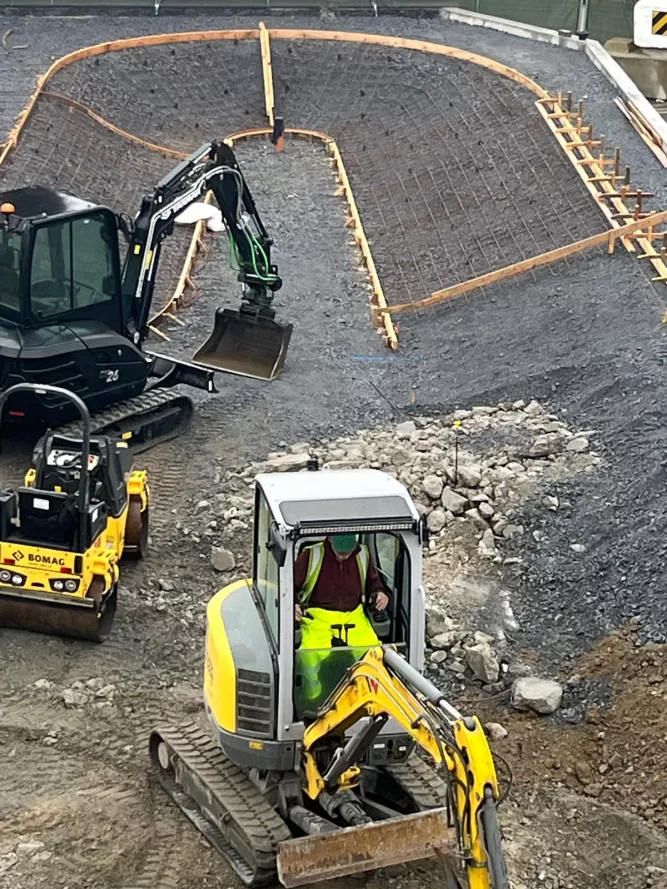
[1, 12, 667, 889]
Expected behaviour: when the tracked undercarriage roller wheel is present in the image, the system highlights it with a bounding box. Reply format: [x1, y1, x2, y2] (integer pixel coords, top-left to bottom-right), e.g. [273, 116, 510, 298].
[149, 723, 291, 887]
[123, 496, 149, 560]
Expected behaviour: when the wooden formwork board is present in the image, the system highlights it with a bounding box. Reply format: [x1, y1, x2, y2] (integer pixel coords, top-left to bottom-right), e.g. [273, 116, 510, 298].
[380, 209, 667, 315]
[536, 94, 667, 287]
[259, 22, 275, 128]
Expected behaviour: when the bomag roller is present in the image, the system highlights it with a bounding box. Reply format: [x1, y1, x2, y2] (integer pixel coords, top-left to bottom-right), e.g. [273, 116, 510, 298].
[0, 382, 148, 641]
[151, 468, 510, 888]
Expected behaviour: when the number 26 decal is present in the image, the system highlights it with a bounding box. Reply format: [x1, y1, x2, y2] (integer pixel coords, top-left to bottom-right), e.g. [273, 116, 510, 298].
[101, 369, 119, 383]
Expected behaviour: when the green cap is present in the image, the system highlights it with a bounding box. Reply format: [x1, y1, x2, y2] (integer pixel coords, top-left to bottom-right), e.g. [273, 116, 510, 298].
[331, 534, 358, 555]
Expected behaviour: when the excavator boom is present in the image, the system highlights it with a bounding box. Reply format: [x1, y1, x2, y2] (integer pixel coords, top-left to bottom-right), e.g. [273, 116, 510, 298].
[123, 140, 292, 381]
[278, 646, 509, 889]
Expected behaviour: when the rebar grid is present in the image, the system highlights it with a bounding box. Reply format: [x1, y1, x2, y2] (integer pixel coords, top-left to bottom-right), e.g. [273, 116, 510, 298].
[0, 31, 624, 322]
[271, 39, 607, 308]
[0, 95, 192, 308]
[47, 39, 265, 152]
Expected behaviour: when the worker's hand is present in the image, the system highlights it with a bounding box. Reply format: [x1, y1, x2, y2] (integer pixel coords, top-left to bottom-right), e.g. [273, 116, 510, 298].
[374, 591, 389, 612]
[295, 604, 303, 621]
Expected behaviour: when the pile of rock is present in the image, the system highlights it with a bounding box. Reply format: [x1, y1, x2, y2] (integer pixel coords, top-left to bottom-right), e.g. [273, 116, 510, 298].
[34, 677, 116, 709]
[182, 398, 587, 716]
[426, 603, 563, 715]
[225, 398, 600, 567]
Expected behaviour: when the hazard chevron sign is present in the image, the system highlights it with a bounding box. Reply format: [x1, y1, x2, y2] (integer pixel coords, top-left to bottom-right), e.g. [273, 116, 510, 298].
[652, 10, 667, 33]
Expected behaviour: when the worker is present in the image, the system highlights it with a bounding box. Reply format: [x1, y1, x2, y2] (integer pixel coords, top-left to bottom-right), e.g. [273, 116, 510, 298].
[294, 534, 389, 710]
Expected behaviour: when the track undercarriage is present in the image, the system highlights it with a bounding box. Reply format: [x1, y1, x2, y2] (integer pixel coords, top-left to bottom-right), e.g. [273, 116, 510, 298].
[149, 722, 464, 888]
[43, 389, 194, 455]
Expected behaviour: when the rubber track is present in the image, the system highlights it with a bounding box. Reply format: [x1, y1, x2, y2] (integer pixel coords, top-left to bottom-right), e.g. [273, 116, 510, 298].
[45, 388, 193, 455]
[385, 755, 451, 810]
[150, 722, 292, 886]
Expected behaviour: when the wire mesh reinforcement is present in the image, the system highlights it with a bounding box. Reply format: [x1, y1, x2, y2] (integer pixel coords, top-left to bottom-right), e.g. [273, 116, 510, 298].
[0, 94, 194, 316]
[0, 29, 625, 323]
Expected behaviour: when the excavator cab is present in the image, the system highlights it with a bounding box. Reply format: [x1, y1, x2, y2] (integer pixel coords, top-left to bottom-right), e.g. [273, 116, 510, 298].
[0, 383, 149, 642]
[202, 468, 428, 764]
[291, 528, 413, 720]
[0, 188, 123, 331]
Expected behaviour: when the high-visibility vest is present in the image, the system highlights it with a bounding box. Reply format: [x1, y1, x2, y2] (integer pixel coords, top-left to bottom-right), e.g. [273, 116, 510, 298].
[300, 543, 369, 605]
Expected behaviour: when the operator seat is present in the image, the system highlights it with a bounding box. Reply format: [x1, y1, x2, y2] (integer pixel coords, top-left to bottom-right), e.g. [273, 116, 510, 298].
[17, 489, 78, 548]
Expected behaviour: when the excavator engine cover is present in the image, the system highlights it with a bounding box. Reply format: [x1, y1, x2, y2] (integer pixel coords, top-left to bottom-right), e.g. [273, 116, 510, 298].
[192, 308, 293, 382]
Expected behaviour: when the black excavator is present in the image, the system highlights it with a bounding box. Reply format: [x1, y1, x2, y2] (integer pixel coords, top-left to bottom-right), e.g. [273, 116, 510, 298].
[0, 140, 291, 452]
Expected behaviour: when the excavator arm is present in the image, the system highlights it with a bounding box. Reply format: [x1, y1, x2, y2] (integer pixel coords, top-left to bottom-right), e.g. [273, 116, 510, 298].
[292, 646, 509, 889]
[122, 139, 280, 342]
[121, 140, 291, 381]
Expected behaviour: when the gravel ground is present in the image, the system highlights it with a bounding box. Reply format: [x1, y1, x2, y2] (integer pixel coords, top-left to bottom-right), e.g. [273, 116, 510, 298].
[1, 12, 667, 889]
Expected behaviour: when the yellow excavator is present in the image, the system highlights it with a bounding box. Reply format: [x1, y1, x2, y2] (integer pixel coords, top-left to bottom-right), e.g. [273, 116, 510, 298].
[0, 382, 149, 640]
[150, 468, 509, 887]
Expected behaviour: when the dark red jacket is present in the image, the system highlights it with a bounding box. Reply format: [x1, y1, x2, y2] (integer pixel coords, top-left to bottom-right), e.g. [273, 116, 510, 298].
[294, 538, 385, 612]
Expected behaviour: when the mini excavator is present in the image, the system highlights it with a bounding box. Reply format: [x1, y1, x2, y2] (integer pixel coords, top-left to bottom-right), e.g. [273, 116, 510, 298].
[0, 382, 148, 640]
[151, 469, 510, 888]
[0, 141, 291, 453]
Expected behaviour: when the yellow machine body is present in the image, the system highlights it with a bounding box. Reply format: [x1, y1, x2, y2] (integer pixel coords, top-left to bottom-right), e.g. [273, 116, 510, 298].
[152, 470, 509, 889]
[0, 444, 149, 642]
[204, 579, 247, 735]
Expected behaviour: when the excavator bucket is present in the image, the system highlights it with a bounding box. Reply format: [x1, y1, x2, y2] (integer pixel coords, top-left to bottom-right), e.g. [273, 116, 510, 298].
[277, 808, 458, 888]
[192, 309, 293, 381]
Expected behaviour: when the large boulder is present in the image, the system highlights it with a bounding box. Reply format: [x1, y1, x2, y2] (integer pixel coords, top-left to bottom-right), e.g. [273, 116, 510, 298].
[441, 487, 467, 516]
[263, 453, 311, 472]
[427, 508, 447, 533]
[422, 474, 444, 500]
[425, 605, 451, 638]
[528, 433, 568, 458]
[211, 547, 236, 573]
[396, 420, 416, 440]
[465, 643, 500, 684]
[457, 463, 482, 488]
[511, 677, 563, 714]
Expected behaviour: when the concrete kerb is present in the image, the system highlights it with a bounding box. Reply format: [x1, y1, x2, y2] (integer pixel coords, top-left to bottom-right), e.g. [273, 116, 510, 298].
[439, 7, 585, 51]
[439, 5, 667, 159]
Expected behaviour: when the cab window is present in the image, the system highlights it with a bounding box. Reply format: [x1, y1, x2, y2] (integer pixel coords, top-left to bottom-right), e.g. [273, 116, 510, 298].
[254, 490, 280, 644]
[30, 213, 116, 320]
[0, 229, 22, 314]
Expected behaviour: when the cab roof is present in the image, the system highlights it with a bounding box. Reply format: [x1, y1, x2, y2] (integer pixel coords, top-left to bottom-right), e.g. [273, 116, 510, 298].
[256, 469, 419, 529]
[0, 186, 97, 222]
